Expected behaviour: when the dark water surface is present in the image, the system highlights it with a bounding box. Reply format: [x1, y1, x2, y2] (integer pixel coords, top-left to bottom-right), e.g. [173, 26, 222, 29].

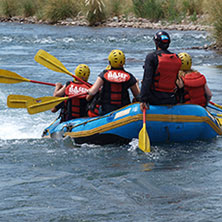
[1, 22, 222, 221]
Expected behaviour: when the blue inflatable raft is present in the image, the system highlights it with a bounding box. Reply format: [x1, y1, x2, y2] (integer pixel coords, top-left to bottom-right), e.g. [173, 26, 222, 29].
[42, 103, 222, 145]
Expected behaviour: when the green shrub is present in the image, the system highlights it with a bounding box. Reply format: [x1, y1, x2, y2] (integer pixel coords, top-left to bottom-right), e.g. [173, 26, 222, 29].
[1, 0, 18, 17]
[110, 0, 122, 16]
[163, 0, 180, 22]
[22, 0, 36, 17]
[132, 0, 164, 21]
[85, 0, 106, 26]
[182, 0, 203, 15]
[44, 0, 79, 23]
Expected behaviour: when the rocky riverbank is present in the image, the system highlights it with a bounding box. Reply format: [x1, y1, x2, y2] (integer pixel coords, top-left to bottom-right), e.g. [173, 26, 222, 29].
[0, 14, 211, 31]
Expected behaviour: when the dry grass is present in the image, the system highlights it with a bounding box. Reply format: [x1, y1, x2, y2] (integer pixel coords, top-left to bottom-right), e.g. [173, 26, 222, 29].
[203, 0, 222, 46]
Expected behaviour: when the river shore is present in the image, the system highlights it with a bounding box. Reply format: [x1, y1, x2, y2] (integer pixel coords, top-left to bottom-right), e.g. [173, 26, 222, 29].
[0, 14, 211, 31]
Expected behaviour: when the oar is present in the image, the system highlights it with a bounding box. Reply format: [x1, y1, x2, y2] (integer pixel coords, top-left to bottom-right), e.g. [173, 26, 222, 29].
[7, 94, 33, 108]
[138, 108, 150, 152]
[26, 92, 87, 115]
[209, 101, 222, 110]
[210, 113, 222, 125]
[0, 69, 55, 86]
[34, 49, 91, 87]
[210, 112, 222, 117]
[207, 104, 222, 113]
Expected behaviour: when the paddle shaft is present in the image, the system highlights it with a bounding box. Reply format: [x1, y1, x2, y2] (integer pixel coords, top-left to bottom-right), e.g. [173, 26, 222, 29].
[0, 69, 55, 86]
[30, 79, 55, 86]
[207, 104, 222, 112]
[57, 66, 91, 88]
[143, 107, 146, 124]
[209, 101, 222, 109]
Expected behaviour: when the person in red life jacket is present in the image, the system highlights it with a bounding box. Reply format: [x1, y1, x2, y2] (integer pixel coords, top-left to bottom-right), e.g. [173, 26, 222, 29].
[176, 52, 212, 107]
[51, 64, 91, 122]
[139, 31, 182, 111]
[87, 49, 140, 115]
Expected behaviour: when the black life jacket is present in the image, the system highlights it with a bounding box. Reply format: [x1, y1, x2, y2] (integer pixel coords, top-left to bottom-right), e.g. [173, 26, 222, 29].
[101, 69, 131, 106]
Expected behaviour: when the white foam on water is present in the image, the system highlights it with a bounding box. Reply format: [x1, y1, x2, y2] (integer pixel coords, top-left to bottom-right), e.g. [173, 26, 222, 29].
[0, 117, 48, 140]
[0, 105, 53, 140]
[128, 138, 139, 152]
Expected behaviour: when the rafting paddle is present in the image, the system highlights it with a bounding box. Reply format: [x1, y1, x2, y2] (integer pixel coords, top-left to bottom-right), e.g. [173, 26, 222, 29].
[207, 104, 222, 113]
[34, 49, 91, 87]
[0, 69, 55, 86]
[26, 92, 88, 114]
[209, 101, 222, 110]
[138, 108, 150, 152]
[7, 94, 34, 108]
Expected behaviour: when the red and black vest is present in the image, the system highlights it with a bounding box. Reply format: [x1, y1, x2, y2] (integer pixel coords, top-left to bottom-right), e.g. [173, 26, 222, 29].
[88, 105, 100, 117]
[182, 72, 207, 107]
[152, 53, 181, 93]
[61, 82, 89, 121]
[87, 91, 101, 117]
[101, 69, 131, 106]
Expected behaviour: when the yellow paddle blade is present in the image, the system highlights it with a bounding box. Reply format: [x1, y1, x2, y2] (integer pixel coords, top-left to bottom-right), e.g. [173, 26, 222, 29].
[217, 117, 222, 125]
[34, 49, 73, 77]
[138, 123, 151, 152]
[0, 69, 30, 84]
[7, 94, 33, 108]
[26, 96, 68, 115]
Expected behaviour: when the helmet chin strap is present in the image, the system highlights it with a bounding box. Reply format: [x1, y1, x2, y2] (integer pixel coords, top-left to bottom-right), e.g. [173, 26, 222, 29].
[155, 43, 161, 50]
[154, 41, 159, 50]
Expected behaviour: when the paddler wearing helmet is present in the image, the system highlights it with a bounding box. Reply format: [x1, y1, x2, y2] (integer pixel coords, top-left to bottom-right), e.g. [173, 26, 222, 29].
[51, 64, 91, 122]
[176, 52, 212, 107]
[139, 30, 182, 111]
[87, 49, 140, 115]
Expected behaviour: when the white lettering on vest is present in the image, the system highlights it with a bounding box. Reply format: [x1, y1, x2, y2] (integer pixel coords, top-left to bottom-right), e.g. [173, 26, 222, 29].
[107, 72, 128, 81]
[68, 85, 88, 95]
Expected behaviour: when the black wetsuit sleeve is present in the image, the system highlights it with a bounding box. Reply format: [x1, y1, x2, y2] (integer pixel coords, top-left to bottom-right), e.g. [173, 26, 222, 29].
[55, 101, 64, 110]
[125, 71, 137, 88]
[139, 52, 158, 102]
[98, 70, 107, 80]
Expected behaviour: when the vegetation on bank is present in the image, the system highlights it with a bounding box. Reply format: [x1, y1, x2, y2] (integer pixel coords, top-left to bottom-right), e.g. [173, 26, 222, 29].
[0, 0, 222, 46]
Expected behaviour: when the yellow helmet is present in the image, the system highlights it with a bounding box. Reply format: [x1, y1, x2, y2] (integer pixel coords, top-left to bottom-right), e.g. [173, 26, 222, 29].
[108, 49, 125, 68]
[74, 64, 90, 82]
[178, 52, 192, 71]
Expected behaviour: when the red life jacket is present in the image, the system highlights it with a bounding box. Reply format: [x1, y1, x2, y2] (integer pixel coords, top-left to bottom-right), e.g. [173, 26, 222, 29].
[182, 72, 207, 107]
[103, 69, 131, 106]
[63, 82, 89, 120]
[88, 104, 100, 117]
[153, 53, 182, 93]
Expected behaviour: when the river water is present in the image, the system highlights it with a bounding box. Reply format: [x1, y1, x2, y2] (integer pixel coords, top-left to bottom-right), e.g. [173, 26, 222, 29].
[0, 22, 222, 221]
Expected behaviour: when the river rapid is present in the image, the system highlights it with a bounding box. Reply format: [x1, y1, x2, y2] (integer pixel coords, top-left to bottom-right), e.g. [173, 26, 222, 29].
[0, 22, 222, 221]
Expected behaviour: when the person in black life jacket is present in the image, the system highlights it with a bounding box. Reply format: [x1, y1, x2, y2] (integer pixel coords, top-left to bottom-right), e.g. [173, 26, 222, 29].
[86, 65, 111, 117]
[176, 52, 212, 107]
[139, 31, 182, 111]
[51, 64, 91, 122]
[87, 49, 140, 115]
